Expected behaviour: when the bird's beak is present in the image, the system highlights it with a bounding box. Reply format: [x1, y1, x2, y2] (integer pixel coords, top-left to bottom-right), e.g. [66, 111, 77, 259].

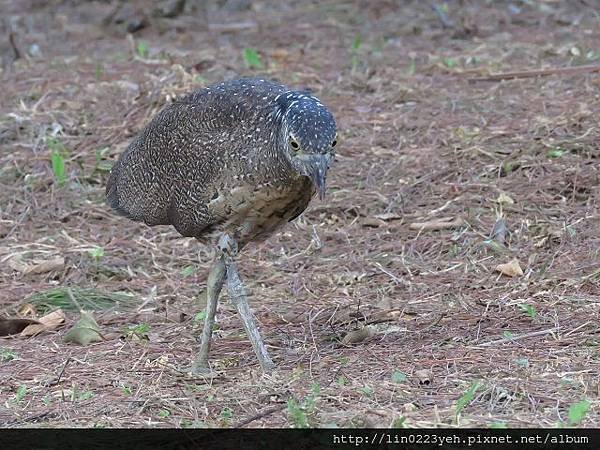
[296, 154, 331, 200]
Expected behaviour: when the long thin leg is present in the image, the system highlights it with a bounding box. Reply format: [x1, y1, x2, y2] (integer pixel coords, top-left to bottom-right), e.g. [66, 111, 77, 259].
[219, 235, 276, 371]
[191, 256, 226, 373]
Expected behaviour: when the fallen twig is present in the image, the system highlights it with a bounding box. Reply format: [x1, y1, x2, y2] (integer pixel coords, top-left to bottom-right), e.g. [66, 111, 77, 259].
[409, 217, 464, 231]
[469, 64, 600, 82]
[478, 328, 558, 347]
[233, 404, 287, 428]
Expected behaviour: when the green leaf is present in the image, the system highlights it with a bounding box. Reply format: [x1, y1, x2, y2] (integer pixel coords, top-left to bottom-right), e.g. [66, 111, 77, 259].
[518, 304, 536, 319]
[351, 34, 362, 52]
[442, 57, 457, 68]
[137, 40, 148, 58]
[243, 48, 263, 69]
[158, 409, 170, 418]
[47, 137, 68, 186]
[0, 348, 17, 362]
[78, 390, 94, 401]
[89, 246, 104, 261]
[132, 323, 150, 335]
[392, 416, 407, 428]
[360, 385, 373, 396]
[181, 265, 196, 278]
[502, 162, 514, 174]
[568, 399, 590, 425]
[287, 398, 309, 428]
[194, 310, 207, 322]
[455, 381, 480, 419]
[94, 63, 104, 80]
[220, 408, 233, 419]
[14, 385, 27, 403]
[391, 370, 407, 384]
[502, 330, 514, 339]
[489, 421, 507, 428]
[547, 148, 565, 158]
[50, 148, 66, 186]
[310, 383, 321, 396]
[513, 358, 529, 368]
[63, 311, 103, 346]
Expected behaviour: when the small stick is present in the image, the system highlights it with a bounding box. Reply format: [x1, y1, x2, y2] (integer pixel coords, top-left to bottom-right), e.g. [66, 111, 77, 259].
[233, 404, 286, 428]
[8, 32, 21, 60]
[48, 357, 71, 386]
[477, 328, 557, 347]
[469, 64, 600, 82]
[564, 321, 591, 337]
[409, 217, 464, 231]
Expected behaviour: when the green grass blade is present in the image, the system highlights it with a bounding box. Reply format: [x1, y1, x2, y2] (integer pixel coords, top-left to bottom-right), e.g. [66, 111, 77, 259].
[24, 287, 138, 314]
[243, 48, 263, 69]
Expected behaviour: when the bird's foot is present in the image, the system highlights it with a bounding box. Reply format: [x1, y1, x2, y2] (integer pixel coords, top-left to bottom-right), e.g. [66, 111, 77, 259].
[179, 362, 218, 378]
[260, 359, 277, 373]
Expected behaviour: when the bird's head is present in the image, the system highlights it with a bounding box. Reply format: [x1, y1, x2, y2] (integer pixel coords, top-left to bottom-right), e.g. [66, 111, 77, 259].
[275, 91, 337, 200]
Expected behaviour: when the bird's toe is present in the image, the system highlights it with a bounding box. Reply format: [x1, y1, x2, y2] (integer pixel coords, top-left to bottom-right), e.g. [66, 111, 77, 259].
[180, 363, 218, 378]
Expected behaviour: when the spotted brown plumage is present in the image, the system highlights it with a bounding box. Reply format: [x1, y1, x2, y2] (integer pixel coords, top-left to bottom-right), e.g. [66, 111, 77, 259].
[106, 78, 337, 372]
[107, 78, 336, 246]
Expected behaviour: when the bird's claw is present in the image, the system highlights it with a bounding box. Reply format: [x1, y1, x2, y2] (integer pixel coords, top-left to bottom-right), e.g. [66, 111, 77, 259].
[182, 363, 218, 378]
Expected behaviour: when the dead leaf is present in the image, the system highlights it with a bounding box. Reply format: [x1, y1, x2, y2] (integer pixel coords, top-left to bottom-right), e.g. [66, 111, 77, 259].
[361, 217, 386, 228]
[490, 217, 509, 245]
[374, 212, 402, 221]
[21, 309, 66, 336]
[332, 271, 367, 286]
[342, 325, 375, 344]
[367, 309, 406, 325]
[409, 217, 464, 231]
[17, 303, 37, 317]
[270, 48, 291, 63]
[415, 369, 433, 385]
[29, 257, 65, 274]
[280, 311, 307, 324]
[7, 257, 30, 273]
[349, 409, 394, 428]
[63, 311, 104, 345]
[376, 297, 394, 310]
[8, 256, 65, 275]
[496, 192, 515, 205]
[0, 318, 40, 336]
[495, 258, 523, 277]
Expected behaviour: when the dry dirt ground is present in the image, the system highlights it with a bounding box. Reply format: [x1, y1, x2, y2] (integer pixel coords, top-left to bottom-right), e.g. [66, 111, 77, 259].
[0, 0, 599, 428]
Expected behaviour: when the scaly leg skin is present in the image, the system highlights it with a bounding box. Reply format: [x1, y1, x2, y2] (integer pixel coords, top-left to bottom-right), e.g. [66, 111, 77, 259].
[219, 234, 277, 372]
[190, 255, 226, 374]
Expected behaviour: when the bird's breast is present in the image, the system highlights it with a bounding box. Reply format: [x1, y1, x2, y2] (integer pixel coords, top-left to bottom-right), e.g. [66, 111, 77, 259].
[207, 175, 314, 246]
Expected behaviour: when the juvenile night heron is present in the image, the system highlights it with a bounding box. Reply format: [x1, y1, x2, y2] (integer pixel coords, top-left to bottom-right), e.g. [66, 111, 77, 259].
[106, 78, 337, 372]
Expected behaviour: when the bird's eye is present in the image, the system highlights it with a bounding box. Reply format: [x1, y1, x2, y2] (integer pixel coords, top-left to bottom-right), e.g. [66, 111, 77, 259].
[289, 137, 300, 150]
[331, 140, 337, 148]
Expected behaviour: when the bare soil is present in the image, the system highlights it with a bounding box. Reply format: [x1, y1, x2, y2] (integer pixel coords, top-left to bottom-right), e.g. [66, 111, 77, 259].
[0, 0, 599, 428]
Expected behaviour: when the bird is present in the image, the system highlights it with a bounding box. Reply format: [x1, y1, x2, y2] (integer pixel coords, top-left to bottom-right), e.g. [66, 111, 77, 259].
[106, 78, 337, 373]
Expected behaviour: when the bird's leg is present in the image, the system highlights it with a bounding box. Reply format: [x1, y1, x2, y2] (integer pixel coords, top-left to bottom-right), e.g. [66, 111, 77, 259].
[218, 234, 276, 372]
[191, 255, 226, 374]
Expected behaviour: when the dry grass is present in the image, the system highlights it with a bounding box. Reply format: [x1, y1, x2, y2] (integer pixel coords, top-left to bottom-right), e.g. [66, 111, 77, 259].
[0, 0, 598, 428]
